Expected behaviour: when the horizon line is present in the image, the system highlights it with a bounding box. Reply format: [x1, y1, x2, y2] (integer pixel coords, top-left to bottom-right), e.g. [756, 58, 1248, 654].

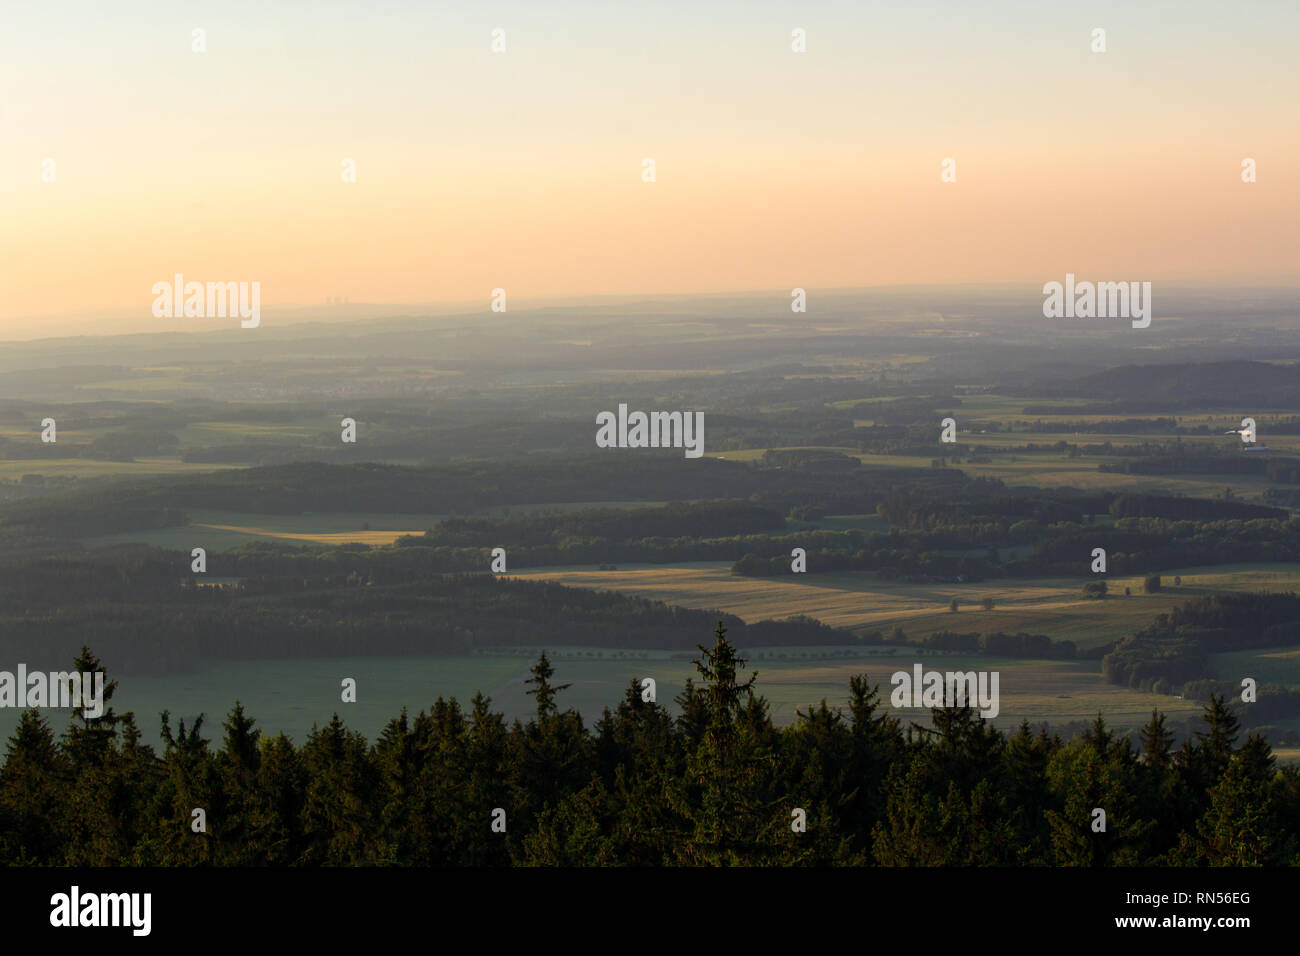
[6, 276, 1300, 348]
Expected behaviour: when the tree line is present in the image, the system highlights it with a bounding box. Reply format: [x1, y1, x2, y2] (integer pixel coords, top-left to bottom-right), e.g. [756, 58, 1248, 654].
[0, 555, 854, 675]
[1102, 592, 1300, 692]
[0, 457, 971, 547]
[1, 628, 1294, 866]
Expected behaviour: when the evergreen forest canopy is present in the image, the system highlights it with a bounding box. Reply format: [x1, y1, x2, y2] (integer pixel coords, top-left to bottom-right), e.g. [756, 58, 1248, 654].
[1, 625, 1294, 866]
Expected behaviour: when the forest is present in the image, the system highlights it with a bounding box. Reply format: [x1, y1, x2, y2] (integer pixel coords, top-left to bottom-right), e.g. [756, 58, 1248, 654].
[0, 556, 854, 674]
[1, 626, 1293, 866]
[1101, 593, 1300, 690]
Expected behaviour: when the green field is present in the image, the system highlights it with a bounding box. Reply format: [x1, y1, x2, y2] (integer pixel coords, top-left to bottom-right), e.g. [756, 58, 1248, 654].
[1210, 645, 1300, 687]
[72, 373, 194, 393]
[172, 420, 335, 448]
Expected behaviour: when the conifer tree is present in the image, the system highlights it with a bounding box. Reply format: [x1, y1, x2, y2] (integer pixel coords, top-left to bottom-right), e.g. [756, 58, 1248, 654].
[1139, 709, 1174, 771]
[1044, 736, 1153, 866]
[300, 714, 376, 865]
[215, 703, 263, 865]
[674, 677, 709, 748]
[524, 651, 571, 719]
[252, 731, 307, 865]
[464, 692, 511, 866]
[1003, 720, 1054, 862]
[1189, 752, 1281, 865]
[670, 622, 779, 865]
[59, 648, 135, 865]
[62, 646, 122, 770]
[872, 762, 954, 865]
[593, 680, 678, 864]
[1196, 694, 1241, 771]
[1237, 732, 1276, 786]
[374, 708, 416, 864]
[0, 710, 67, 863]
[519, 776, 618, 866]
[843, 675, 900, 849]
[1083, 712, 1113, 757]
[512, 653, 590, 853]
[221, 703, 261, 773]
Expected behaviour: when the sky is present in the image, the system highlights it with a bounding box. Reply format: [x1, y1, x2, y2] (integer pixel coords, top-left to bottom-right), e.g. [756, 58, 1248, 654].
[1, 0, 1297, 337]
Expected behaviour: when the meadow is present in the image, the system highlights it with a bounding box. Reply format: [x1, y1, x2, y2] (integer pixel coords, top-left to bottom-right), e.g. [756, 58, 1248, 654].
[1211, 645, 1300, 687]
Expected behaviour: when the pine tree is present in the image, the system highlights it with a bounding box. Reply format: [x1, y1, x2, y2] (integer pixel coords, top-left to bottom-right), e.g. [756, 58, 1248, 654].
[524, 651, 571, 719]
[695, 622, 757, 730]
[784, 699, 853, 861]
[1135, 708, 1184, 857]
[300, 714, 376, 865]
[58, 648, 136, 865]
[1083, 712, 1113, 757]
[519, 776, 618, 865]
[1003, 720, 1054, 863]
[221, 703, 261, 772]
[405, 698, 474, 865]
[252, 732, 306, 865]
[464, 692, 511, 866]
[591, 680, 679, 865]
[0, 710, 68, 863]
[1195, 694, 1241, 780]
[373, 708, 415, 864]
[61, 646, 122, 770]
[670, 622, 780, 865]
[1191, 753, 1280, 865]
[1044, 737, 1154, 866]
[872, 763, 956, 865]
[843, 675, 900, 851]
[215, 703, 263, 865]
[511, 654, 590, 855]
[130, 710, 218, 866]
[674, 678, 708, 748]
[1139, 709, 1174, 771]
[1237, 732, 1275, 786]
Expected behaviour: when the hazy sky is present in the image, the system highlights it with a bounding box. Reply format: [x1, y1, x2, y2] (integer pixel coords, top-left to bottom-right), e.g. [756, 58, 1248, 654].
[2, 0, 1296, 336]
